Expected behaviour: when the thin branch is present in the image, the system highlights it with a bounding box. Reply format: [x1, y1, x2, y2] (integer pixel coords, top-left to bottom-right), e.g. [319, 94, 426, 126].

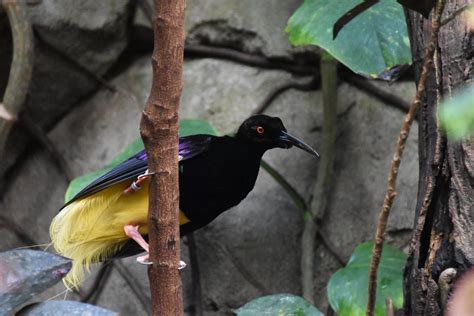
[80, 262, 114, 304]
[0, 214, 36, 246]
[260, 159, 345, 267]
[114, 261, 152, 314]
[136, 0, 153, 25]
[310, 101, 356, 132]
[343, 74, 411, 113]
[19, 112, 73, 181]
[316, 231, 345, 266]
[187, 233, 203, 316]
[186, 44, 410, 116]
[260, 160, 307, 212]
[252, 78, 320, 115]
[203, 235, 267, 293]
[0, 0, 34, 160]
[34, 31, 116, 93]
[366, 1, 446, 315]
[184, 44, 318, 76]
[35, 30, 141, 110]
[302, 53, 338, 304]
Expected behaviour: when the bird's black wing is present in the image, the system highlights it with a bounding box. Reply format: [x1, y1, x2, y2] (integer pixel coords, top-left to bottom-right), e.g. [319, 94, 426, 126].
[64, 135, 214, 206]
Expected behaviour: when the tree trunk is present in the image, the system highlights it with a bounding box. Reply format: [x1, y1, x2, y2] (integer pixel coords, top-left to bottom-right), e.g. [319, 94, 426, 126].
[404, 1, 474, 315]
[140, 0, 186, 315]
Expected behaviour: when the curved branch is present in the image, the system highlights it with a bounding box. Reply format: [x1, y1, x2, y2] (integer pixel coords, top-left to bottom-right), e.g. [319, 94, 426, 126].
[115, 261, 152, 314]
[252, 78, 320, 116]
[0, 0, 34, 160]
[260, 160, 307, 212]
[80, 262, 114, 304]
[301, 53, 338, 304]
[185, 44, 317, 76]
[366, 0, 446, 315]
[343, 74, 411, 114]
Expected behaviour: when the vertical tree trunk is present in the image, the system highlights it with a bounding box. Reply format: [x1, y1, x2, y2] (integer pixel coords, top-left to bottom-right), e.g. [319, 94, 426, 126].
[404, 1, 474, 314]
[140, 0, 186, 315]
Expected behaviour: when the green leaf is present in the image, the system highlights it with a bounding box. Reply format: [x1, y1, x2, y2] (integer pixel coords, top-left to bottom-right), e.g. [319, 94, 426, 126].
[64, 119, 217, 202]
[179, 119, 218, 137]
[235, 294, 324, 316]
[327, 241, 406, 316]
[439, 85, 474, 140]
[286, 0, 411, 79]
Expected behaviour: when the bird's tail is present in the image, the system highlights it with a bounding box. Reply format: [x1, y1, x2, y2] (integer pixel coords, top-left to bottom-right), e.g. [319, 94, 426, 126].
[50, 186, 129, 289]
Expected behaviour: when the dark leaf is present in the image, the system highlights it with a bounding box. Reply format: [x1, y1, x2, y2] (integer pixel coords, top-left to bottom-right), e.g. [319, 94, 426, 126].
[17, 301, 117, 316]
[397, 0, 435, 18]
[0, 250, 71, 315]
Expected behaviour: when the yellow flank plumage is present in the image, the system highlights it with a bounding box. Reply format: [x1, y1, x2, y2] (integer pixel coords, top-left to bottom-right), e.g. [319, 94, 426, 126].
[50, 179, 190, 289]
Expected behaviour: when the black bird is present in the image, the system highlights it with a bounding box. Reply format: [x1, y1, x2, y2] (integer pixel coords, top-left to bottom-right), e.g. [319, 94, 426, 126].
[50, 114, 319, 288]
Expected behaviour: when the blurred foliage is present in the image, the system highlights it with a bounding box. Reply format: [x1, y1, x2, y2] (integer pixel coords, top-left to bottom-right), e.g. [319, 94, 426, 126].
[65, 119, 217, 202]
[286, 0, 411, 79]
[235, 294, 323, 316]
[446, 268, 474, 316]
[0, 250, 71, 315]
[438, 85, 474, 140]
[327, 242, 406, 316]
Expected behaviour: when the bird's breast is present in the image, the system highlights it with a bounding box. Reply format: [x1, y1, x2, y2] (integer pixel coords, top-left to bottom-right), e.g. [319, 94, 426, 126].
[179, 146, 262, 224]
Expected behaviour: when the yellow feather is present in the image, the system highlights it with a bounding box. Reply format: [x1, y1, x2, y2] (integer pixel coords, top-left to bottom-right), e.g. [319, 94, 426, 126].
[50, 179, 190, 289]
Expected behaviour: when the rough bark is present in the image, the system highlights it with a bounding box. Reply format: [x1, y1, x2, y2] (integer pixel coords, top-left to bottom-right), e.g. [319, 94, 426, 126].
[404, 1, 474, 315]
[140, 0, 186, 315]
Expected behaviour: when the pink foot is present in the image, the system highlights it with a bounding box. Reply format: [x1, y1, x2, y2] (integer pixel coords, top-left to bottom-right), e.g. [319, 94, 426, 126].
[124, 225, 152, 264]
[123, 224, 187, 269]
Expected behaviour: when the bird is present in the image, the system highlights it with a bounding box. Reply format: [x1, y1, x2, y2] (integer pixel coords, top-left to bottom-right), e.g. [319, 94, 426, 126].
[49, 114, 319, 289]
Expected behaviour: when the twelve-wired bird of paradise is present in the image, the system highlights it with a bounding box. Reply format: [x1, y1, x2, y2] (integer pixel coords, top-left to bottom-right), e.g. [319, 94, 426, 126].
[50, 115, 319, 288]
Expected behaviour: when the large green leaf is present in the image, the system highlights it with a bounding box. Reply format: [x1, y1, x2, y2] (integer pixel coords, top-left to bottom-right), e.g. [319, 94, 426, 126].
[235, 294, 324, 316]
[327, 242, 406, 316]
[64, 119, 217, 202]
[286, 0, 411, 79]
[439, 84, 474, 140]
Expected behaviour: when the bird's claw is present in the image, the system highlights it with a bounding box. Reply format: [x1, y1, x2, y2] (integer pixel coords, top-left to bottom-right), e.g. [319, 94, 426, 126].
[124, 170, 156, 194]
[137, 254, 153, 265]
[136, 257, 186, 270]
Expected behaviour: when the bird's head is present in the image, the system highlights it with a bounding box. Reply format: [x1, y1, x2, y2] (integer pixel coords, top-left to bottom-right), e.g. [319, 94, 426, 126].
[236, 114, 319, 157]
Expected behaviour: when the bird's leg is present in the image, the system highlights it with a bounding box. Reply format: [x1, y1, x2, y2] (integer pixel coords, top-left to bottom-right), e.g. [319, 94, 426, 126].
[123, 170, 155, 194]
[124, 225, 151, 265]
[123, 225, 187, 269]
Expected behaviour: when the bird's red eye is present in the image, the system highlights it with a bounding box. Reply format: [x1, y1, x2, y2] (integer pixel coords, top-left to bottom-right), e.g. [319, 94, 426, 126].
[256, 126, 265, 134]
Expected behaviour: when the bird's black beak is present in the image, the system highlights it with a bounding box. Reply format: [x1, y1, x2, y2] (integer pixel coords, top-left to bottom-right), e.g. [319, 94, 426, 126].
[279, 131, 319, 158]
